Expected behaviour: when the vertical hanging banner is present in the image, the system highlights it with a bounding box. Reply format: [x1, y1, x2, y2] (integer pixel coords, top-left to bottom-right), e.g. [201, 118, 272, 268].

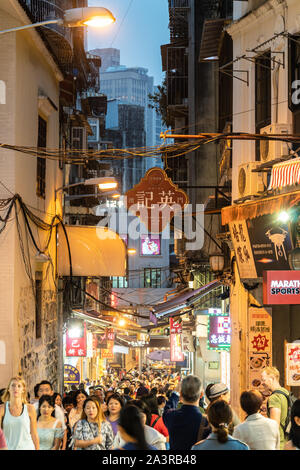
[170, 318, 184, 362]
[170, 333, 184, 362]
[248, 307, 272, 390]
[286, 343, 300, 386]
[66, 322, 87, 357]
[101, 328, 115, 359]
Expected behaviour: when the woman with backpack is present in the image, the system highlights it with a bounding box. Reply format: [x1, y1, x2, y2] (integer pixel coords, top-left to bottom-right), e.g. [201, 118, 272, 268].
[141, 394, 169, 441]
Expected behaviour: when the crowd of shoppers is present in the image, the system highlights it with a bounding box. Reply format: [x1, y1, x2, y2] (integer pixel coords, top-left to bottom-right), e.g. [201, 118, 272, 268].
[0, 365, 299, 451]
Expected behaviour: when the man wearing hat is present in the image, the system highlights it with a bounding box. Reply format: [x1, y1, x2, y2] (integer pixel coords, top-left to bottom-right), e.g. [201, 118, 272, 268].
[206, 383, 240, 430]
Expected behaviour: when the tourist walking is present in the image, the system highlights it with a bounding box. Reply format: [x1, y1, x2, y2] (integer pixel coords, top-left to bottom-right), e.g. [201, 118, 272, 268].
[163, 375, 210, 450]
[233, 390, 280, 450]
[105, 393, 124, 437]
[73, 398, 114, 450]
[37, 395, 64, 450]
[116, 405, 157, 450]
[0, 376, 39, 450]
[69, 389, 88, 430]
[192, 400, 249, 450]
[261, 366, 290, 449]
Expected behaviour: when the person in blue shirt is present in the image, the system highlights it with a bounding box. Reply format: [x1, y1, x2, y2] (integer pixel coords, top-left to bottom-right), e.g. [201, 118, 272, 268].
[192, 399, 249, 451]
[117, 405, 157, 450]
[162, 375, 210, 450]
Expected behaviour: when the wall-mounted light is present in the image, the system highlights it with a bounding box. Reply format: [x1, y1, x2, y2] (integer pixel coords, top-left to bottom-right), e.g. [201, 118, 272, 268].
[277, 211, 290, 223]
[209, 252, 225, 274]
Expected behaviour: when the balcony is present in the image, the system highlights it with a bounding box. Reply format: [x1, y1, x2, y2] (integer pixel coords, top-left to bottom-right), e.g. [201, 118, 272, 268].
[19, 0, 73, 68]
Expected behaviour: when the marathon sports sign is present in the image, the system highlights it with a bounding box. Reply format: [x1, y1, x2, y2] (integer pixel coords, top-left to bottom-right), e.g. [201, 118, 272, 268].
[263, 271, 300, 304]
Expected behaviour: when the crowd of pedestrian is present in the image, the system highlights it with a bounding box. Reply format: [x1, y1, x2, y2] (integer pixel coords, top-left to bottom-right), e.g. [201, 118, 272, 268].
[0, 365, 299, 451]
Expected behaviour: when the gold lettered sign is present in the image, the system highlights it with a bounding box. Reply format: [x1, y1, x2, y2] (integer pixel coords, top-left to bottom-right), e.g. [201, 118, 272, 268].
[229, 220, 257, 279]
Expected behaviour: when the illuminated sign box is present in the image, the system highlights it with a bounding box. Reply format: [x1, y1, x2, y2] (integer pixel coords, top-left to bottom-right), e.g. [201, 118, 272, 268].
[263, 271, 300, 305]
[140, 235, 161, 255]
[207, 314, 231, 351]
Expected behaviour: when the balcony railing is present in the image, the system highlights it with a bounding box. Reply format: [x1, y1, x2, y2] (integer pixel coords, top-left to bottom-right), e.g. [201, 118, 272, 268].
[19, 0, 73, 66]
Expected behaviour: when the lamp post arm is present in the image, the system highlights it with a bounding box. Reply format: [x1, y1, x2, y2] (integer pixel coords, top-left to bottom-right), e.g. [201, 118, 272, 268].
[0, 19, 63, 35]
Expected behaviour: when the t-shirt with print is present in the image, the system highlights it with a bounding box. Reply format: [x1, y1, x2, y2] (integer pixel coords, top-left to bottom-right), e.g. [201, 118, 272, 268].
[267, 387, 289, 450]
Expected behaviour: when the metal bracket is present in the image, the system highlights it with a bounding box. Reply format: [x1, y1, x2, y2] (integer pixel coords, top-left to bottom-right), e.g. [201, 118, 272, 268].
[219, 67, 249, 86]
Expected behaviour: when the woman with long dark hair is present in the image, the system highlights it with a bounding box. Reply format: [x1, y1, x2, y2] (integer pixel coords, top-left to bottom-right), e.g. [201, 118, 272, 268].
[141, 394, 169, 441]
[192, 400, 249, 450]
[69, 390, 88, 430]
[73, 398, 114, 450]
[117, 405, 157, 450]
[105, 393, 124, 436]
[284, 399, 300, 450]
[37, 395, 63, 450]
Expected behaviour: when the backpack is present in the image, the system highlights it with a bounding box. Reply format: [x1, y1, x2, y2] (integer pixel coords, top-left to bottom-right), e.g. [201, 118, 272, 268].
[267, 389, 297, 438]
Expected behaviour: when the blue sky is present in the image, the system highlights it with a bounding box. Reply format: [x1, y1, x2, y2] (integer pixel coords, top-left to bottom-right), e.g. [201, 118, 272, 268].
[87, 0, 170, 85]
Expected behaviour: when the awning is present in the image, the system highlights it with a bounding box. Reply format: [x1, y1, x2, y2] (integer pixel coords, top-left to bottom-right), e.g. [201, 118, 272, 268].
[268, 158, 300, 190]
[222, 190, 300, 225]
[199, 19, 226, 62]
[153, 280, 221, 318]
[57, 225, 126, 277]
[148, 337, 170, 348]
[72, 310, 146, 335]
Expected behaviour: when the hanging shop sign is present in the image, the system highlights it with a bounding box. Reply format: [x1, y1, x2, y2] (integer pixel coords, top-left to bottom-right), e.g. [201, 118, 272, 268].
[229, 220, 257, 279]
[64, 364, 80, 386]
[230, 215, 292, 280]
[66, 322, 87, 357]
[181, 331, 195, 353]
[207, 314, 231, 350]
[101, 328, 115, 359]
[263, 271, 300, 305]
[125, 167, 189, 233]
[170, 317, 183, 334]
[248, 306, 272, 391]
[170, 333, 184, 362]
[286, 343, 300, 386]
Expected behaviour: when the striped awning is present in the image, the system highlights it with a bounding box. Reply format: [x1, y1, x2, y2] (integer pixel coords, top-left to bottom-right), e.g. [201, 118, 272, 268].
[269, 158, 300, 190]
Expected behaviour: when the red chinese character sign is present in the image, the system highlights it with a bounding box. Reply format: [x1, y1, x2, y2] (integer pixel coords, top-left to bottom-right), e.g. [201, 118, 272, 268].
[286, 343, 300, 386]
[66, 322, 87, 357]
[125, 167, 189, 233]
[248, 307, 272, 391]
[101, 328, 115, 359]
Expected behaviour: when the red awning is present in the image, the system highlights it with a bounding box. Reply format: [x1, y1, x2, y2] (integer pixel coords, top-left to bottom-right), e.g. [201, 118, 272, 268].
[269, 158, 300, 190]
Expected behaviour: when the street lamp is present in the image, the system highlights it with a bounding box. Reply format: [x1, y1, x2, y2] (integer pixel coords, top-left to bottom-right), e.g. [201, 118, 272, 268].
[55, 176, 118, 198]
[0, 7, 115, 35]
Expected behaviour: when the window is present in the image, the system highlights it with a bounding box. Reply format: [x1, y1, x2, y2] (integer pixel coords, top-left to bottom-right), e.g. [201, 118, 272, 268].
[36, 116, 47, 198]
[35, 272, 43, 339]
[71, 127, 85, 150]
[255, 51, 271, 159]
[144, 268, 161, 288]
[111, 276, 128, 288]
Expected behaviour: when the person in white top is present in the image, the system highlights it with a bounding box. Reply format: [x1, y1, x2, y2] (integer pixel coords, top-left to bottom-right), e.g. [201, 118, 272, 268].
[0, 376, 39, 450]
[233, 390, 280, 450]
[34, 381, 66, 431]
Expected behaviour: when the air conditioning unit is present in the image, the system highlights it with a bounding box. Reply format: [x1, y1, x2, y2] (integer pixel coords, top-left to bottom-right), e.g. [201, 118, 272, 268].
[260, 123, 292, 163]
[238, 162, 267, 198]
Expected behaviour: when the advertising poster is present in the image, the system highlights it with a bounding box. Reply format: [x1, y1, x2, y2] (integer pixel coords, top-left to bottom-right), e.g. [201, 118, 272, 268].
[263, 270, 300, 305]
[140, 235, 161, 255]
[286, 343, 300, 386]
[247, 214, 292, 277]
[170, 317, 183, 334]
[248, 307, 272, 391]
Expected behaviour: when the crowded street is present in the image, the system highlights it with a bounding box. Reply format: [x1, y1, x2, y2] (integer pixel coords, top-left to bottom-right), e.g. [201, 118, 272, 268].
[0, 0, 300, 457]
